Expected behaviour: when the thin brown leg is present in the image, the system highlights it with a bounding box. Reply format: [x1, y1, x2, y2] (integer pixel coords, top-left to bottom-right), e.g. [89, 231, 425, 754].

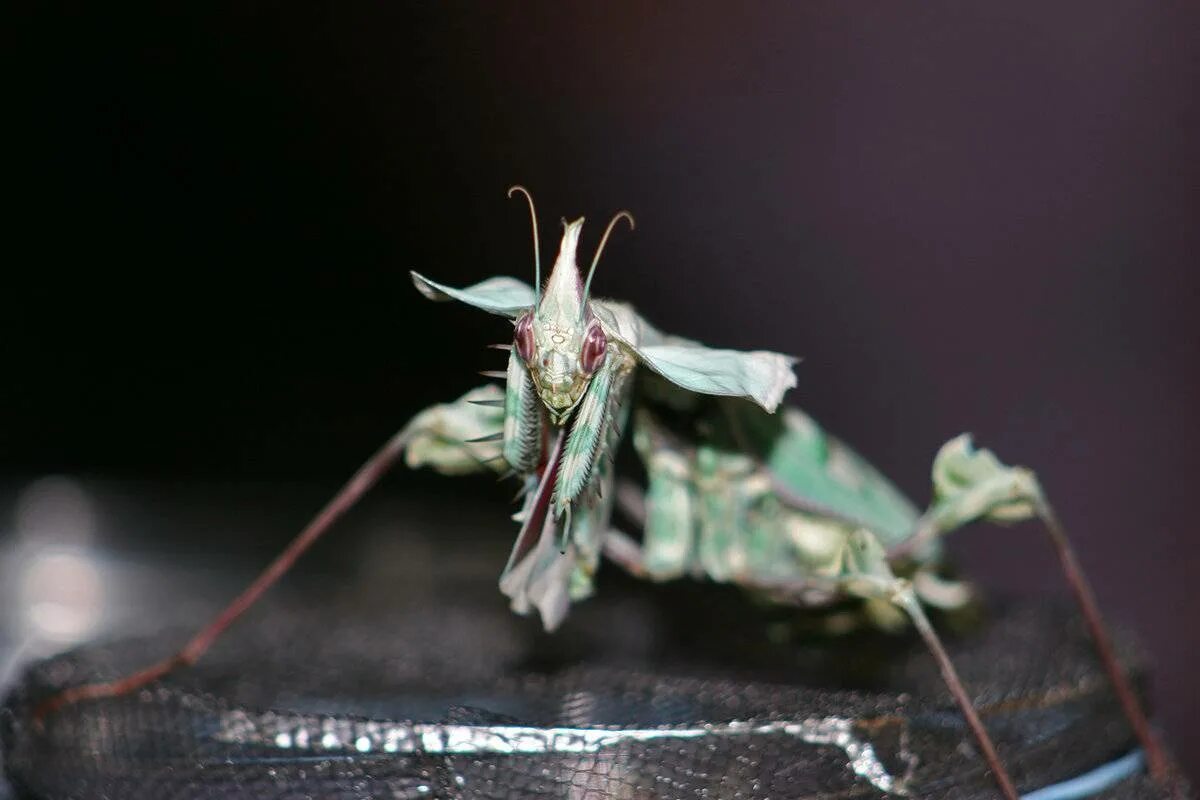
[895, 592, 1021, 800]
[604, 508, 1020, 799]
[889, 496, 1175, 788]
[1037, 504, 1174, 784]
[34, 426, 414, 723]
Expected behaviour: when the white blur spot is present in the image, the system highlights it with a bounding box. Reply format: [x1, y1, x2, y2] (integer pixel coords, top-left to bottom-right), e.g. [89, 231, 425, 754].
[18, 548, 105, 643]
[2, 477, 109, 650]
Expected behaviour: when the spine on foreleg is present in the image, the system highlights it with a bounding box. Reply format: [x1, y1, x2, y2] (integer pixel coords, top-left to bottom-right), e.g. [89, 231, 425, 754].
[564, 371, 634, 599]
[502, 350, 542, 474]
[403, 385, 510, 476]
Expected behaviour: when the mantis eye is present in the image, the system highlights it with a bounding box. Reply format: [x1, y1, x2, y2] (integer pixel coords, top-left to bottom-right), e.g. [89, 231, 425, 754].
[514, 313, 535, 362]
[580, 322, 608, 375]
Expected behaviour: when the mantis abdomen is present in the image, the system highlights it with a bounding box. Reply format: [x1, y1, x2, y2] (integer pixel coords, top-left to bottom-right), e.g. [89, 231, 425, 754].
[631, 400, 951, 610]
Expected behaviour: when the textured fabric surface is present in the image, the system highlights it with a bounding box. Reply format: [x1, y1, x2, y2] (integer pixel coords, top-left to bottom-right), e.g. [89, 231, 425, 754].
[0, 578, 1184, 799]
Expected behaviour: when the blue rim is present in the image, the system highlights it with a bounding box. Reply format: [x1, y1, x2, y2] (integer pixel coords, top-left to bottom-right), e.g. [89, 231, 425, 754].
[1021, 749, 1145, 800]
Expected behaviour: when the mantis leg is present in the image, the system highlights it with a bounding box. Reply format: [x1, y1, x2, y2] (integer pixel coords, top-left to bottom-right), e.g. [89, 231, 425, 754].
[888, 435, 1173, 785]
[35, 385, 509, 722]
[601, 527, 651, 578]
[841, 529, 1019, 800]
[606, 485, 1018, 800]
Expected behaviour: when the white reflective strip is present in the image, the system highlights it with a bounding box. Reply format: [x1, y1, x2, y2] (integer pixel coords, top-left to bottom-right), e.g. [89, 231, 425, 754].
[214, 711, 901, 794]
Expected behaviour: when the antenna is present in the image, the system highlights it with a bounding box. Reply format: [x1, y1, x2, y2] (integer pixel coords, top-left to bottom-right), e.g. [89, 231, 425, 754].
[582, 210, 635, 308]
[507, 185, 541, 302]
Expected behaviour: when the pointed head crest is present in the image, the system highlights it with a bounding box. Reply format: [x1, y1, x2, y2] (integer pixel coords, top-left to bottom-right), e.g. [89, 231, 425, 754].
[539, 216, 586, 322]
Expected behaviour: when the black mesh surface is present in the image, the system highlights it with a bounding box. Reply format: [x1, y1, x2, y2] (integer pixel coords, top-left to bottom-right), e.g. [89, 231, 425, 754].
[0, 578, 1188, 799]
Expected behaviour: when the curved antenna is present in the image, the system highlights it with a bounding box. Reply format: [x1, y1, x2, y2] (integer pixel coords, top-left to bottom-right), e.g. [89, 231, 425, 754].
[582, 210, 635, 307]
[507, 185, 541, 302]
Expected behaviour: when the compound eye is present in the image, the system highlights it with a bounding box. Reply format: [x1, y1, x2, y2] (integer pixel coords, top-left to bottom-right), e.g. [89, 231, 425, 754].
[580, 322, 608, 375]
[514, 313, 535, 362]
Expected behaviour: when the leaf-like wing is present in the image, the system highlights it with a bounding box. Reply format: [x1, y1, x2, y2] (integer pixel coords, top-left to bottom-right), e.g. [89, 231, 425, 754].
[410, 271, 535, 318]
[760, 406, 921, 544]
[636, 344, 797, 413]
[591, 300, 798, 413]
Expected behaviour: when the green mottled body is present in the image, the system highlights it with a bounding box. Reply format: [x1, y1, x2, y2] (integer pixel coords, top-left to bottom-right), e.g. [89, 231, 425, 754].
[399, 232, 1086, 799]
[628, 390, 970, 622]
[635, 388, 923, 574]
[407, 214, 1043, 630]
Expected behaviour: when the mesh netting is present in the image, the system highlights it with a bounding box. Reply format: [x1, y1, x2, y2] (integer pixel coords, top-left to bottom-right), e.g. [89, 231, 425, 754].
[0, 576, 1187, 799]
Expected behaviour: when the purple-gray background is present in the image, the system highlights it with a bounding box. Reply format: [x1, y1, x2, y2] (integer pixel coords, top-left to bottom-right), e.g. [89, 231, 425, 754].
[7, 1, 1199, 779]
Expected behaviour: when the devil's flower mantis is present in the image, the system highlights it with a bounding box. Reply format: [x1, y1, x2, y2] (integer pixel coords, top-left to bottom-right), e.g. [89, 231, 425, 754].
[39, 187, 1173, 799]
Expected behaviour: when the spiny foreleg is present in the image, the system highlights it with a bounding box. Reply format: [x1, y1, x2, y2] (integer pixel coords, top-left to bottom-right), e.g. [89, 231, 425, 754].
[501, 346, 543, 474]
[499, 355, 631, 627]
[553, 353, 623, 528]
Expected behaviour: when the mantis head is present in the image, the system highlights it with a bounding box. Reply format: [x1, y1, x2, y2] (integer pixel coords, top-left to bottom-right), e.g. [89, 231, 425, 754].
[507, 187, 634, 425]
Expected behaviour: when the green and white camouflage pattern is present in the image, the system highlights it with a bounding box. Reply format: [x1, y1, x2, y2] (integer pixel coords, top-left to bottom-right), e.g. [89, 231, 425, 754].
[405, 217, 1047, 632]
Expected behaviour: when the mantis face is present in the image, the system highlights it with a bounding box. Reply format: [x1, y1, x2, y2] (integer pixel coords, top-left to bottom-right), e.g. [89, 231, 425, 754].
[513, 306, 608, 424]
[508, 208, 631, 426]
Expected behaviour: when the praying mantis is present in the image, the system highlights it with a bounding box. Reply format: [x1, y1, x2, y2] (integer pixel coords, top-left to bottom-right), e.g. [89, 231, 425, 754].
[37, 187, 1173, 799]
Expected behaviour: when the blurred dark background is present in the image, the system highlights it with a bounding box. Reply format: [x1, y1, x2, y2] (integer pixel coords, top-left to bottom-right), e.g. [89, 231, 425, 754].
[4, 0, 1198, 782]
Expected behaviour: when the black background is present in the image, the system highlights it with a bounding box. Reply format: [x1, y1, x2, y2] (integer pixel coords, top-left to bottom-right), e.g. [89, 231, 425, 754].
[6, 1, 1199, 780]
